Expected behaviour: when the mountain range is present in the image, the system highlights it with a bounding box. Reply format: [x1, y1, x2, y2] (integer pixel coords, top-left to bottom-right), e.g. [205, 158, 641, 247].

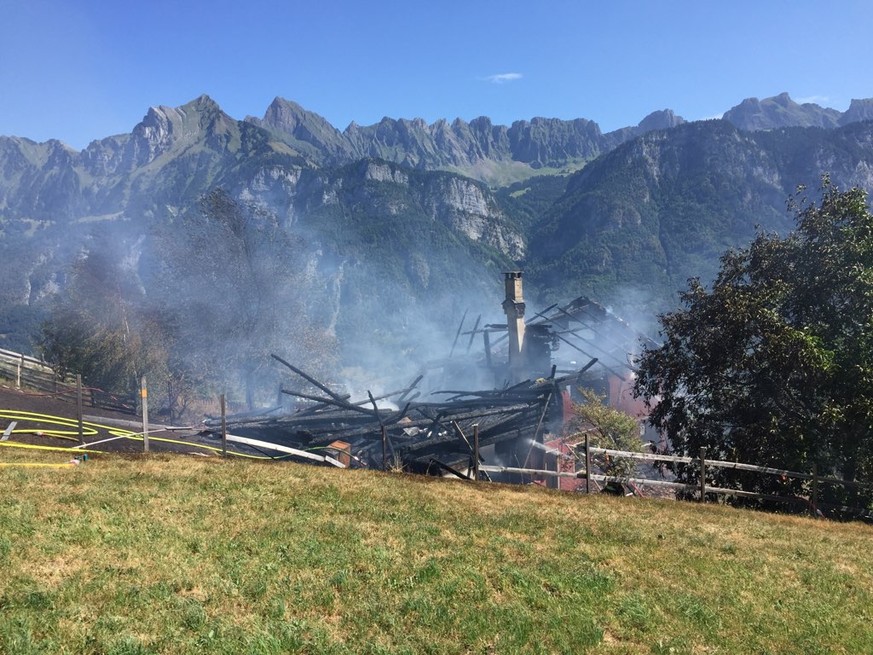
[1, 91, 873, 385]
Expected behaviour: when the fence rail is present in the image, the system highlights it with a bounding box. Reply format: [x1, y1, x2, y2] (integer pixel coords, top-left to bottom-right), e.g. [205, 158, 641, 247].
[486, 443, 871, 520]
[588, 447, 867, 489]
[0, 348, 137, 415]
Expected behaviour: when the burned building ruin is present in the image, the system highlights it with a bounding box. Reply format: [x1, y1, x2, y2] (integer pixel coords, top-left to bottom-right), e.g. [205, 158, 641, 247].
[203, 271, 653, 483]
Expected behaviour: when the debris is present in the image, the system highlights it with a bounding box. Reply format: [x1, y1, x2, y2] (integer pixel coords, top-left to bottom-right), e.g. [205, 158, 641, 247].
[202, 360, 589, 474]
[200, 272, 652, 479]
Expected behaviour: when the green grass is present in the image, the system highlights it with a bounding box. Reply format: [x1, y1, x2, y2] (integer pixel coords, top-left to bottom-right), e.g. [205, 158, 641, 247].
[0, 450, 871, 654]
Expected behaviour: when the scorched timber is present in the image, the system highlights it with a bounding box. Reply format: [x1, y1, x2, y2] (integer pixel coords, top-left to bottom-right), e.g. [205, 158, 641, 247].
[202, 358, 587, 471]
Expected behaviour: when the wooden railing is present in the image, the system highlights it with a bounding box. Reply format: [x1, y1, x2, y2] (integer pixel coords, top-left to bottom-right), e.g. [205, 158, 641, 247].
[480, 444, 872, 520]
[0, 348, 137, 415]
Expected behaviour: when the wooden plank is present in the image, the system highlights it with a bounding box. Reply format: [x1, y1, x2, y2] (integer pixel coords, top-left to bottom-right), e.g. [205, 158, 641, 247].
[271, 354, 350, 405]
[280, 388, 374, 416]
[483, 330, 492, 369]
[585, 475, 797, 503]
[466, 315, 482, 353]
[220, 394, 227, 458]
[587, 448, 693, 464]
[224, 433, 345, 467]
[0, 348, 51, 371]
[396, 375, 424, 404]
[1, 421, 16, 441]
[585, 432, 591, 494]
[479, 465, 583, 479]
[587, 447, 868, 488]
[141, 376, 149, 454]
[472, 424, 480, 481]
[448, 309, 468, 359]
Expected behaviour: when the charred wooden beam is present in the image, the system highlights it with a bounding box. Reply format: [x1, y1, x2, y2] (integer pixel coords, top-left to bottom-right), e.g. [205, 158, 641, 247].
[271, 354, 348, 403]
[397, 375, 424, 403]
[466, 315, 482, 353]
[280, 388, 378, 417]
[427, 459, 472, 480]
[448, 309, 468, 358]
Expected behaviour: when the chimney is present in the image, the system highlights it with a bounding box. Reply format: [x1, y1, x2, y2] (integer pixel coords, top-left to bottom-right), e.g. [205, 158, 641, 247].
[502, 271, 526, 377]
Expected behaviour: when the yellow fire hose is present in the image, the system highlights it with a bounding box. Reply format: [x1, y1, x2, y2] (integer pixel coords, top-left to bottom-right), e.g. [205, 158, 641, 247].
[0, 409, 293, 460]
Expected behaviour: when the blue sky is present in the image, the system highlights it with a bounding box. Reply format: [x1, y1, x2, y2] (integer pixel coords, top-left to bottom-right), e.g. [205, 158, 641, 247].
[2, 0, 873, 150]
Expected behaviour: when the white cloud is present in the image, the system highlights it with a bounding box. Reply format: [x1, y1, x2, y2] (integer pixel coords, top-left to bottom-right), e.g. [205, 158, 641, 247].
[796, 95, 830, 106]
[483, 72, 523, 84]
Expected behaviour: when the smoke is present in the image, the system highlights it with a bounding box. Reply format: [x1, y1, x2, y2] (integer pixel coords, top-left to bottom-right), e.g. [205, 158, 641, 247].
[605, 286, 664, 344]
[145, 181, 521, 408]
[526, 438, 565, 457]
[19, 156, 663, 417]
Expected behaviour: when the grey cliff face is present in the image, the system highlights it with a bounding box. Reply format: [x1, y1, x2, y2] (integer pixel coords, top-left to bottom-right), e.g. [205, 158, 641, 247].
[722, 92, 841, 131]
[253, 97, 350, 161]
[423, 175, 525, 259]
[128, 106, 186, 166]
[637, 109, 685, 132]
[839, 99, 873, 126]
[2, 91, 873, 356]
[258, 102, 688, 178]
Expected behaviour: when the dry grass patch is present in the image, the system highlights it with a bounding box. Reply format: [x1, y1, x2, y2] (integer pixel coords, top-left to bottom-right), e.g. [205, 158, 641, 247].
[0, 453, 870, 654]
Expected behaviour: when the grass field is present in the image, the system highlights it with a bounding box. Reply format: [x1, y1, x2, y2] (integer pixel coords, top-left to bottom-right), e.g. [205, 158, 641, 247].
[0, 449, 871, 654]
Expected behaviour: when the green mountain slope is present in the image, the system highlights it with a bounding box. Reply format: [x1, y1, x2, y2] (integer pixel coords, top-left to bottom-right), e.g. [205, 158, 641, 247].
[525, 120, 873, 313]
[2, 94, 873, 374]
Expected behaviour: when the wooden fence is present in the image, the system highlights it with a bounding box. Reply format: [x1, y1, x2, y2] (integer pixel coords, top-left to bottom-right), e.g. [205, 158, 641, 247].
[480, 444, 872, 520]
[0, 345, 868, 518]
[0, 348, 137, 415]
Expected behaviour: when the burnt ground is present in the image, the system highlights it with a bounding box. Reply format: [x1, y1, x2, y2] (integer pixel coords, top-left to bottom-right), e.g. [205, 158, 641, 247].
[0, 384, 236, 457]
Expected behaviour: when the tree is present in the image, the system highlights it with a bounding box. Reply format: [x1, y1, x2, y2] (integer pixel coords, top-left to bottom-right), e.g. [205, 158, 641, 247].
[568, 388, 643, 479]
[37, 243, 171, 400]
[153, 188, 339, 409]
[634, 178, 873, 512]
[38, 190, 341, 418]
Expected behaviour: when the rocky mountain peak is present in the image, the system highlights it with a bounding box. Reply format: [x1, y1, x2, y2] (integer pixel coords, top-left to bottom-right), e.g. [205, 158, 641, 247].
[180, 95, 236, 132]
[187, 94, 220, 112]
[260, 97, 311, 132]
[637, 109, 685, 132]
[839, 98, 873, 126]
[723, 92, 840, 131]
[129, 105, 186, 165]
[122, 95, 240, 168]
[246, 99, 351, 162]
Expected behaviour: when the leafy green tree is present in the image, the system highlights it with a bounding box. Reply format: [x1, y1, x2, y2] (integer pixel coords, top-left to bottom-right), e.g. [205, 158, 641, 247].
[635, 178, 873, 512]
[568, 388, 643, 479]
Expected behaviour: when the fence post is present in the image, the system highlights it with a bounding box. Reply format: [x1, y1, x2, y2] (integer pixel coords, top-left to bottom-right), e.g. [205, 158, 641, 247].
[220, 394, 227, 458]
[381, 425, 388, 470]
[472, 423, 480, 481]
[812, 462, 819, 517]
[16, 354, 22, 389]
[141, 376, 150, 453]
[699, 447, 706, 503]
[585, 432, 591, 494]
[76, 374, 84, 445]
